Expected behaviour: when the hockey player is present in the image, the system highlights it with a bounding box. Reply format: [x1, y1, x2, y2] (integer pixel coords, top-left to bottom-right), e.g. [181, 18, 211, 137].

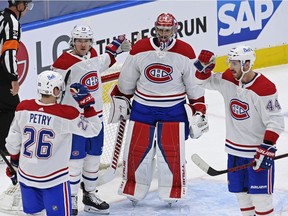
[51, 24, 131, 215]
[109, 13, 209, 205]
[5, 70, 102, 216]
[194, 46, 284, 216]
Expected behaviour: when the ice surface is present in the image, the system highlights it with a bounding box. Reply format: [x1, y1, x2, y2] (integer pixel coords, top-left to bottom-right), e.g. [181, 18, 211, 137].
[1, 64, 288, 216]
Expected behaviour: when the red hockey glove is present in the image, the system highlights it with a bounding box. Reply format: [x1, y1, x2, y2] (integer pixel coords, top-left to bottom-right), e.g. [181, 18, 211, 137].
[105, 35, 131, 57]
[194, 50, 216, 73]
[253, 143, 277, 172]
[70, 83, 95, 109]
[6, 154, 19, 185]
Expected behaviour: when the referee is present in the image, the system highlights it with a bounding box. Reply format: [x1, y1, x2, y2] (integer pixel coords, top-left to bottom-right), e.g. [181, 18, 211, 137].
[0, 0, 33, 157]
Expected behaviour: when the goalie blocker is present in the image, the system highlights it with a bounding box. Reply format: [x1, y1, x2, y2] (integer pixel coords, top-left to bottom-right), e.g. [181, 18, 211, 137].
[184, 103, 209, 139]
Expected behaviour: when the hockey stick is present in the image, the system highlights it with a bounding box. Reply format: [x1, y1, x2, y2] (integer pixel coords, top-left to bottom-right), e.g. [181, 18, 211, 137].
[59, 69, 71, 104]
[191, 153, 288, 176]
[97, 118, 126, 185]
[0, 149, 17, 185]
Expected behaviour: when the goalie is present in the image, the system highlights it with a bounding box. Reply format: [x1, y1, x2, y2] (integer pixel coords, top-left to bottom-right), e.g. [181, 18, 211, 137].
[109, 13, 208, 205]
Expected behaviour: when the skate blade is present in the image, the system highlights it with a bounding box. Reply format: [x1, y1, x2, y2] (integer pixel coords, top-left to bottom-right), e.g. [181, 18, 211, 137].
[84, 205, 110, 215]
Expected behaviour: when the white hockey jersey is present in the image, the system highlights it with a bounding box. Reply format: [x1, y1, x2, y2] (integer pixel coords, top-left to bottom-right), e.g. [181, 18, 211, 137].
[5, 99, 102, 188]
[118, 38, 205, 107]
[196, 69, 284, 158]
[51, 48, 114, 120]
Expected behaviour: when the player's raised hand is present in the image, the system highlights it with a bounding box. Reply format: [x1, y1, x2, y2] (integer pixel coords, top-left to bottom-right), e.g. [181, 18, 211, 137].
[105, 35, 131, 57]
[70, 83, 95, 108]
[194, 50, 216, 73]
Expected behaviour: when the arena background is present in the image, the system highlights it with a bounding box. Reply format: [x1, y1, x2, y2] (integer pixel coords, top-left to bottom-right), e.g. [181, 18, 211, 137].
[1, 0, 287, 100]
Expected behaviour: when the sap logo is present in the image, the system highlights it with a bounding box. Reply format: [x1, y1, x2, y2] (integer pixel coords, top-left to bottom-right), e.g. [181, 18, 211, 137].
[144, 63, 173, 83]
[230, 99, 249, 120]
[217, 0, 282, 46]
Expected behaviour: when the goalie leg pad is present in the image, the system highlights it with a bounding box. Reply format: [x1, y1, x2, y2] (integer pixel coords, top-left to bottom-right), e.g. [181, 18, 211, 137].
[251, 194, 274, 216]
[0, 183, 23, 214]
[156, 122, 187, 202]
[118, 120, 156, 201]
[69, 158, 84, 195]
[82, 155, 100, 192]
[236, 192, 255, 216]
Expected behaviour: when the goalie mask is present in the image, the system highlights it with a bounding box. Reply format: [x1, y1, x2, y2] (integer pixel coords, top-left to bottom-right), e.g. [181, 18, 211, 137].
[70, 24, 94, 48]
[37, 70, 64, 99]
[227, 45, 256, 74]
[155, 13, 178, 50]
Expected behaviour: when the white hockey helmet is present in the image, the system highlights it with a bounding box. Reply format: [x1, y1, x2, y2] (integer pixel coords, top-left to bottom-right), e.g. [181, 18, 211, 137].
[37, 70, 64, 98]
[227, 45, 256, 68]
[70, 24, 94, 47]
[154, 13, 178, 48]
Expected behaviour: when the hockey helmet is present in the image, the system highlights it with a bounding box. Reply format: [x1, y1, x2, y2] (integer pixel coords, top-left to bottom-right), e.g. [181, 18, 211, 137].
[37, 70, 64, 98]
[227, 45, 256, 67]
[70, 24, 94, 47]
[8, 0, 34, 10]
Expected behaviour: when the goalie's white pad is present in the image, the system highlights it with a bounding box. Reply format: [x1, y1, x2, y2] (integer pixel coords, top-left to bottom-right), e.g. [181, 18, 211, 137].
[108, 96, 131, 123]
[184, 104, 209, 139]
[0, 183, 23, 215]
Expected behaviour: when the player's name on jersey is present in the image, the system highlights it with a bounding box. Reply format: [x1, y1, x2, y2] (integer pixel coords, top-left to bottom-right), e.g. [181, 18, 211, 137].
[29, 113, 52, 126]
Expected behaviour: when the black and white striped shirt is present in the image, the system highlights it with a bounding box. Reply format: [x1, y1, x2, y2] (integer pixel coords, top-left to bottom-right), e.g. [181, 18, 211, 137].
[0, 8, 21, 83]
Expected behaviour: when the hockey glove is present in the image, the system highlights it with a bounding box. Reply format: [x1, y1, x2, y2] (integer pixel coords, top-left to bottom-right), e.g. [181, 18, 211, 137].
[108, 85, 132, 123]
[6, 154, 19, 185]
[105, 35, 131, 57]
[253, 143, 277, 172]
[194, 50, 216, 73]
[70, 83, 95, 109]
[184, 103, 209, 139]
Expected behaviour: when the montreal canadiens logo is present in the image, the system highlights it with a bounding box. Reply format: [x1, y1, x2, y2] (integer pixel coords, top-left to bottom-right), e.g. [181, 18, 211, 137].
[144, 63, 173, 83]
[80, 71, 99, 91]
[16, 42, 29, 86]
[230, 99, 249, 120]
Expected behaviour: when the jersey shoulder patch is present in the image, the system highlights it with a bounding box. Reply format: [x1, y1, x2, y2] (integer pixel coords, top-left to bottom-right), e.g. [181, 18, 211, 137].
[52, 52, 81, 70]
[247, 74, 276, 96]
[17, 100, 79, 120]
[130, 38, 154, 55]
[169, 39, 196, 59]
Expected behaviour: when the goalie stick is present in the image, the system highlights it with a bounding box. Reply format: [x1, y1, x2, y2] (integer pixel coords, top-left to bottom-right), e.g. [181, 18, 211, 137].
[96, 118, 126, 185]
[192, 153, 288, 176]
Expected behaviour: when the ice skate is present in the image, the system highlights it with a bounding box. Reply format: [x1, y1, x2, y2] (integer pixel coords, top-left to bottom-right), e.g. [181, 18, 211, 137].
[164, 199, 178, 207]
[128, 197, 138, 207]
[71, 195, 78, 216]
[81, 182, 109, 214]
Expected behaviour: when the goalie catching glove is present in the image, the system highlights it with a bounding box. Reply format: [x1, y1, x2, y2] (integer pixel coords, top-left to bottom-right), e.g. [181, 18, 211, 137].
[194, 50, 216, 74]
[184, 103, 209, 139]
[253, 143, 277, 172]
[6, 154, 19, 185]
[108, 85, 132, 123]
[70, 83, 95, 108]
[105, 34, 131, 57]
